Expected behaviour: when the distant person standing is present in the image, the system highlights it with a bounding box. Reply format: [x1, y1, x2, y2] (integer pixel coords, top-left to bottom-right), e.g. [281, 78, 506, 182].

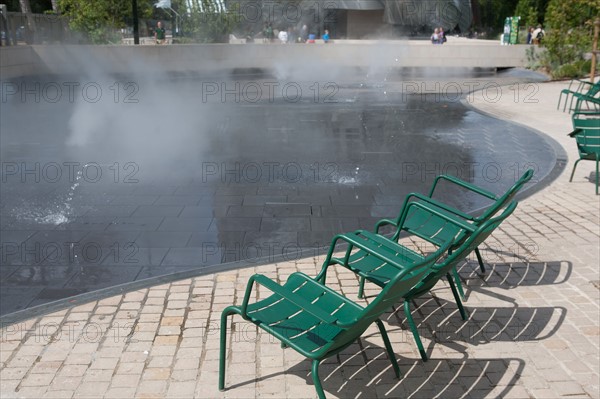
[155, 21, 166, 45]
[300, 24, 308, 43]
[526, 26, 534, 44]
[431, 28, 440, 44]
[287, 27, 296, 44]
[322, 29, 330, 43]
[532, 24, 545, 45]
[278, 28, 288, 44]
[439, 27, 446, 44]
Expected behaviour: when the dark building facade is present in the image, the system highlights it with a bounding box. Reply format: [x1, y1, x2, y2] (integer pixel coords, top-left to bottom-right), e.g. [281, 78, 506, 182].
[230, 0, 473, 39]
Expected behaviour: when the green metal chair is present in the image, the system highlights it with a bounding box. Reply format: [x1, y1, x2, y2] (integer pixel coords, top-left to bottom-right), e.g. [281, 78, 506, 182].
[558, 80, 600, 113]
[569, 112, 600, 194]
[317, 201, 519, 362]
[557, 79, 599, 112]
[362, 169, 533, 300]
[219, 237, 453, 399]
[572, 91, 600, 114]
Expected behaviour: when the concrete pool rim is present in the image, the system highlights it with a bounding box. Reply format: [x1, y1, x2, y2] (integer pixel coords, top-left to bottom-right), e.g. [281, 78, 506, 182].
[0, 81, 568, 326]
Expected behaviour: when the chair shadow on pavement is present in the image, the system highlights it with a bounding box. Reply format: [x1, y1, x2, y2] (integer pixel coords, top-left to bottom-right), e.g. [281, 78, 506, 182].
[377, 262, 568, 361]
[226, 259, 568, 398]
[458, 260, 572, 293]
[228, 341, 526, 398]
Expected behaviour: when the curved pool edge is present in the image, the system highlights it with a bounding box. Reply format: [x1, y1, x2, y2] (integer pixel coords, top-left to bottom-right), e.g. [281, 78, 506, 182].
[0, 82, 569, 327]
[461, 95, 569, 203]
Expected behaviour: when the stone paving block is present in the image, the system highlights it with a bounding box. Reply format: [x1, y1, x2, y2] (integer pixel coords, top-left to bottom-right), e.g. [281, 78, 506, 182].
[20, 372, 56, 386]
[54, 364, 87, 378]
[110, 373, 142, 388]
[43, 390, 75, 398]
[171, 368, 199, 381]
[150, 345, 177, 357]
[116, 362, 145, 376]
[166, 381, 196, 397]
[89, 356, 119, 370]
[142, 367, 172, 380]
[105, 387, 138, 398]
[11, 386, 49, 398]
[163, 309, 186, 317]
[81, 368, 114, 382]
[147, 290, 168, 298]
[120, 351, 149, 363]
[63, 353, 94, 365]
[0, 367, 28, 380]
[6, 355, 37, 368]
[75, 381, 110, 398]
[157, 326, 181, 336]
[147, 355, 174, 368]
[154, 335, 178, 345]
[30, 360, 62, 374]
[135, 380, 168, 397]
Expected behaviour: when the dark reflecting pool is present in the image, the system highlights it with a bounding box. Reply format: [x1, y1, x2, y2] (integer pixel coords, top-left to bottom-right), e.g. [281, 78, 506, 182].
[0, 68, 556, 316]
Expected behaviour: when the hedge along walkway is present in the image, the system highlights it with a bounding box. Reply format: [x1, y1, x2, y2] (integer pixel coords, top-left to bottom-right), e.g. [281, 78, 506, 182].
[0, 81, 598, 399]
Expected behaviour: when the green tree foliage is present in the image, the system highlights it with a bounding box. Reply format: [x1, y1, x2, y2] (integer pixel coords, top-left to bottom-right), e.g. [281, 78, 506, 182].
[57, 0, 154, 43]
[542, 0, 599, 77]
[514, 0, 550, 27]
[514, 1, 538, 29]
[476, 0, 520, 35]
[181, 0, 241, 43]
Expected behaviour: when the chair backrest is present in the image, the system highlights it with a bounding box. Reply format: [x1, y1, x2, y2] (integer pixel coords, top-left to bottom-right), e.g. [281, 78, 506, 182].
[585, 82, 600, 97]
[320, 239, 454, 355]
[317, 201, 519, 356]
[572, 113, 600, 157]
[406, 201, 518, 298]
[477, 169, 532, 221]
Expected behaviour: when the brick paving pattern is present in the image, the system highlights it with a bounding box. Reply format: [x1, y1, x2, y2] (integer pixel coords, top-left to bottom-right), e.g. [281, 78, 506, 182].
[1, 81, 599, 398]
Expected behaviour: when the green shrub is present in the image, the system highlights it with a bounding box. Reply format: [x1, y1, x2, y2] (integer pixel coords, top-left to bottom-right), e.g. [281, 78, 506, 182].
[551, 63, 580, 80]
[543, 0, 598, 69]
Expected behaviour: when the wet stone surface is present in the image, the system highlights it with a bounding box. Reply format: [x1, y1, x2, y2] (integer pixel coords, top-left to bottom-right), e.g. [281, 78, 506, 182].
[0, 69, 555, 315]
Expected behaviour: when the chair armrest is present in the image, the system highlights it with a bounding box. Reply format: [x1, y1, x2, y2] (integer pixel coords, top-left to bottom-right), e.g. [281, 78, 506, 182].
[374, 218, 399, 233]
[374, 192, 476, 237]
[395, 200, 476, 235]
[568, 128, 582, 138]
[403, 192, 476, 221]
[578, 80, 595, 87]
[429, 175, 497, 200]
[241, 274, 339, 325]
[330, 233, 410, 270]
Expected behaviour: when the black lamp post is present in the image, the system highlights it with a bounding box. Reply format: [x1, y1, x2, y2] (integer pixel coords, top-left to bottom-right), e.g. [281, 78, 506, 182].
[132, 0, 139, 44]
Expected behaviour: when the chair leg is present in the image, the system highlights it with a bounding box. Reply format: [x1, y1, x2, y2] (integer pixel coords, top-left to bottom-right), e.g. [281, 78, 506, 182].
[451, 267, 466, 300]
[557, 92, 564, 110]
[447, 273, 468, 321]
[566, 94, 574, 112]
[570, 159, 581, 182]
[358, 277, 365, 299]
[569, 96, 577, 113]
[446, 249, 465, 300]
[596, 159, 600, 195]
[474, 247, 486, 273]
[219, 308, 236, 391]
[311, 360, 326, 399]
[375, 319, 401, 378]
[404, 300, 428, 362]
